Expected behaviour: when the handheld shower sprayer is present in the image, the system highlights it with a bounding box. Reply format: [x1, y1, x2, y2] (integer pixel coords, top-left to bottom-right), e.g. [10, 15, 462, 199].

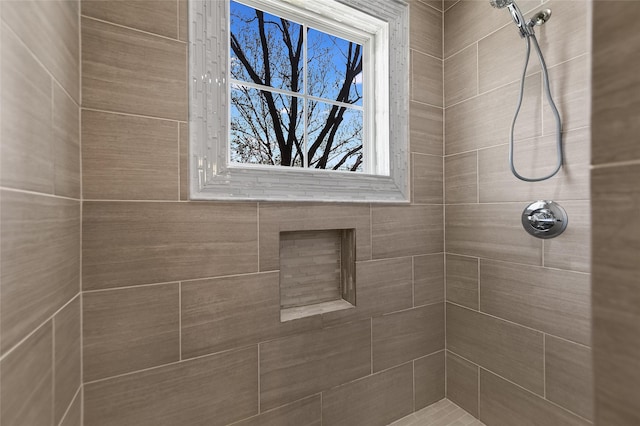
[489, 0, 563, 182]
[490, 0, 532, 38]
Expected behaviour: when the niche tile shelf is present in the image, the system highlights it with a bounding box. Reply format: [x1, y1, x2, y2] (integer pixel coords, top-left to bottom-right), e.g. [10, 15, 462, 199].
[279, 229, 356, 321]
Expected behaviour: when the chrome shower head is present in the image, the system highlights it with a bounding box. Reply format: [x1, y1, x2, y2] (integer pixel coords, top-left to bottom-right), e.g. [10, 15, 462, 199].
[489, 0, 513, 9]
[490, 0, 532, 38]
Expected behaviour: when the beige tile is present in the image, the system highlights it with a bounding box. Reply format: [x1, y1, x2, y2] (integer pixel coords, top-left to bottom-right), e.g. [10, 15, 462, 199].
[82, 201, 258, 290]
[178, 0, 189, 41]
[415, 351, 446, 410]
[479, 370, 590, 426]
[411, 0, 443, 58]
[445, 74, 541, 155]
[544, 200, 591, 273]
[446, 303, 544, 395]
[444, 0, 459, 12]
[260, 320, 371, 410]
[1, 190, 80, 353]
[592, 2, 640, 165]
[536, 1, 590, 69]
[279, 230, 343, 308]
[181, 272, 321, 358]
[372, 304, 444, 372]
[445, 44, 477, 106]
[84, 346, 258, 426]
[82, 0, 178, 39]
[413, 154, 444, 204]
[592, 163, 640, 426]
[543, 54, 590, 135]
[60, 390, 82, 426]
[322, 258, 413, 327]
[445, 254, 478, 310]
[478, 24, 541, 94]
[82, 17, 187, 120]
[478, 128, 590, 203]
[1, 25, 53, 194]
[446, 351, 479, 417]
[322, 363, 414, 426]
[414, 253, 445, 306]
[445, 151, 477, 204]
[545, 335, 593, 420]
[372, 205, 443, 259]
[259, 203, 370, 271]
[410, 101, 443, 156]
[0, 323, 53, 426]
[83, 283, 180, 381]
[412, 50, 443, 107]
[53, 83, 81, 199]
[444, 0, 538, 58]
[232, 395, 321, 426]
[2, 0, 79, 101]
[420, 0, 443, 12]
[480, 259, 591, 345]
[54, 297, 81, 425]
[82, 110, 180, 200]
[445, 203, 542, 265]
[180, 122, 189, 200]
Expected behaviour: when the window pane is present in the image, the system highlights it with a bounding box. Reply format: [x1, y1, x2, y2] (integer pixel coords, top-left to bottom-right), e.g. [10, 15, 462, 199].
[230, 1, 303, 93]
[307, 100, 363, 172]
[230, 85, 304, 167]
[307, 28, 363, 107]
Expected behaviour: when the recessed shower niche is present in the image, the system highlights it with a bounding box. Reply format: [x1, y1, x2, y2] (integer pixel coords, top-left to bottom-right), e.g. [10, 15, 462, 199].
[279, 229, 356, 322]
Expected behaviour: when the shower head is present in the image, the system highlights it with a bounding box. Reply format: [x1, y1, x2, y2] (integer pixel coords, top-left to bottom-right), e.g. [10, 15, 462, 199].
[489, 0, 513, 9]
[490, 0, 532, 38]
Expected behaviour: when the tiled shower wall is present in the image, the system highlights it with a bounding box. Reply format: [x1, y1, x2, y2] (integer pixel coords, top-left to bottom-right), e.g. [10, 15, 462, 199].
[443, 0, 593, 424]
[0, 1, 82, 425]
[592, 2, 640, 426]
[79, 1, 445, 425]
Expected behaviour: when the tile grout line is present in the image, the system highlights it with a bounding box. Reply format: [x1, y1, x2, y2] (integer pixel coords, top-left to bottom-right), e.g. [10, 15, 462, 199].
[542, 333, 546, 398]
[80, 14, 187, 44]
[81, 106, 185, 124]
[446, 300, 587, 345]
[1, 19, 80, 106]
[444, 50, 589, 110]
[0, 293, 81, 364]
[179, 282, 182, 361]
[57, 385, 82, 426]
[52, 316, 56, 426]
[370, 317, 374, 375]
[257, 343, 261, 414]
[443, 123, 591, 158]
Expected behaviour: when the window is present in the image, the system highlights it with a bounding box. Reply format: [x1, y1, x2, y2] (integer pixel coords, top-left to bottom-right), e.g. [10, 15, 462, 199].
[189, 0, 409, 202]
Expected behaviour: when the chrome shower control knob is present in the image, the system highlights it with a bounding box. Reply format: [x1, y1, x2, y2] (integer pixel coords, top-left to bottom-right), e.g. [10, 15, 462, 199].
[522, 201, 568, 239]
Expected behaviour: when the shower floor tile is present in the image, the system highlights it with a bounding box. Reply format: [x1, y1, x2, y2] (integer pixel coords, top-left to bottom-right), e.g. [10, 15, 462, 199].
[388, 399, 485, 426]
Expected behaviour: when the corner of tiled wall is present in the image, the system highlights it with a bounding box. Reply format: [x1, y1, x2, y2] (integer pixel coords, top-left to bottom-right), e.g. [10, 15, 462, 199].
[443, 0, 593, 424]
[78, 0, 447, 425]
[0, 0, 83, 425]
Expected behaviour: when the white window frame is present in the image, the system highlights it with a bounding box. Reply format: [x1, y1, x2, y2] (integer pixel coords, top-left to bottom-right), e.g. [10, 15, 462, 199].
[189, 0, 409, 202]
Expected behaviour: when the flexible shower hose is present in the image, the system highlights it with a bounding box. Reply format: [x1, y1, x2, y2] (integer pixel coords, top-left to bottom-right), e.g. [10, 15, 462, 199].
[509, 33, 563, 182]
